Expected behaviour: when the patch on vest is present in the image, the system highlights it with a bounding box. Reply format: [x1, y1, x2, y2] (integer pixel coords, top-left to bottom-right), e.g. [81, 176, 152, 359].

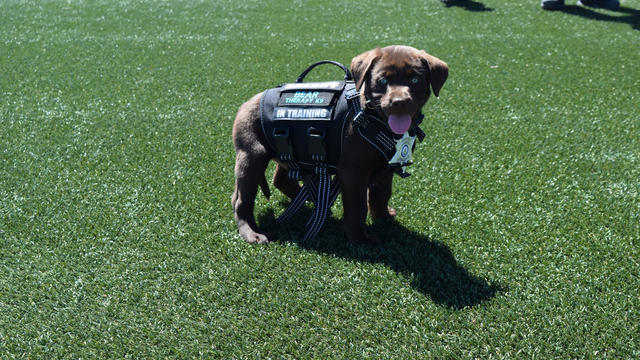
[273, 107, 331, 120]
[278, 91, 335, 106]
[272, 86, 339, 121]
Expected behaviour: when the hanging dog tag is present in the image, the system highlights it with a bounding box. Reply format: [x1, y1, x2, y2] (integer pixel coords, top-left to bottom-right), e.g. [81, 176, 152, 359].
[389, 132, 416, 175]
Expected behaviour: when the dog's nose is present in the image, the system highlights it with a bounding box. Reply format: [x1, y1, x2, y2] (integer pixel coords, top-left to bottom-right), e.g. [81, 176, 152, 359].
[391, 97, 410, 108]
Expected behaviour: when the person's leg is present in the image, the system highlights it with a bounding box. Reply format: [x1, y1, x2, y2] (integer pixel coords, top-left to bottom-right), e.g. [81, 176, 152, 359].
[541, 0, 565, 10]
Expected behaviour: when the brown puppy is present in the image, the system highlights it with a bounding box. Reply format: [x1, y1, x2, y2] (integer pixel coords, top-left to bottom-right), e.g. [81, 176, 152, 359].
[232, 45, 448, 246]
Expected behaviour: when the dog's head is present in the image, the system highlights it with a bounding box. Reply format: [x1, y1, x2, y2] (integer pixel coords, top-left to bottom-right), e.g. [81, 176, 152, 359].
[350, 45, 448, 135]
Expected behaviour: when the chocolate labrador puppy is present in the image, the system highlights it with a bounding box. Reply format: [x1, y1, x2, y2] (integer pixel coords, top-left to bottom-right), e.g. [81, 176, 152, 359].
[232, 45, 448, 246]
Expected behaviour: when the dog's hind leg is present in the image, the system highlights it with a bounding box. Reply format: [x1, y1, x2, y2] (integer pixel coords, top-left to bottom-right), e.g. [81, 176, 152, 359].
[232, 149, 271, 244]
[273, 163, 301, 199]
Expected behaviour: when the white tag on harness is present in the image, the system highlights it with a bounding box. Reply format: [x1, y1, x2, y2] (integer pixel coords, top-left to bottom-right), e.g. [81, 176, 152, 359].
[389, 132, 416, 172]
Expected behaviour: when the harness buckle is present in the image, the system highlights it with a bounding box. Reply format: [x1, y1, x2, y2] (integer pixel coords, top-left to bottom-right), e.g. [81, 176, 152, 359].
[344, 82, 360, 101]
[307, 127, 326, 162]
[272, 128, 293, 160]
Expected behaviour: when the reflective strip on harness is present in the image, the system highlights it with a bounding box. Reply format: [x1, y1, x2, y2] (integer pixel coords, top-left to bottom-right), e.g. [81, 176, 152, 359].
[303, 169, 332, 241]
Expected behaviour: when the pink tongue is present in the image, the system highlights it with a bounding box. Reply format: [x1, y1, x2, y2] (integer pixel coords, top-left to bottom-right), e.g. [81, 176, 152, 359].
[387, 114, 412, 135]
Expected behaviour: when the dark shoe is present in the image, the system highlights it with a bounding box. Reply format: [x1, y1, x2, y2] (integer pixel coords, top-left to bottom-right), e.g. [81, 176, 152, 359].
[541, 0, 565, 10]
[577, 0, 620, 10]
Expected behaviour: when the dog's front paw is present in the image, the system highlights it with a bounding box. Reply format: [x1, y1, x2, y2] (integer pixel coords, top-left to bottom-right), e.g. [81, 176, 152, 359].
[239, 228, 270, 244]
[370, 206, 397, 219]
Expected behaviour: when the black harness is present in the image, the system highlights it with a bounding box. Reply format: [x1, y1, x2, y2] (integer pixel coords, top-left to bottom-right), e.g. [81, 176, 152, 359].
[259, 61, 426, 241]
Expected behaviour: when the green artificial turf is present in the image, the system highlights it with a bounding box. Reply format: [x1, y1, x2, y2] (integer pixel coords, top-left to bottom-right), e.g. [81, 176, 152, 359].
[1, 0, 639, 358]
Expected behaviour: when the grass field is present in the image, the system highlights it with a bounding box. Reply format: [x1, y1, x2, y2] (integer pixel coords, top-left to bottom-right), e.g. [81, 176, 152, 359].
[1, 0, 639, 358]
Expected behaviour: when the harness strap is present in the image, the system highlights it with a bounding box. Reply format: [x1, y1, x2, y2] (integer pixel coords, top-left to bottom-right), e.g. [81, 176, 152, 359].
[302, 174, 318, 206]
[302, 165, 331, 241]
[276, 176, 341, 223]
[356, 113, 396, 160]
[276, 182, 311, 224]
[344, 80, 362, 115]
[414, 113, 426, 142]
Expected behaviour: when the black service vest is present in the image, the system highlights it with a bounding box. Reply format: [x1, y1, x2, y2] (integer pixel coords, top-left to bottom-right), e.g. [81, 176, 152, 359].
[260, 81, 352, 171]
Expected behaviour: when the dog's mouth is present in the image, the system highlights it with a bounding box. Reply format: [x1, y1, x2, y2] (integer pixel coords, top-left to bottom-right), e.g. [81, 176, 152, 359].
[386, 114, 412, 135]
[366, 97, 416, 135]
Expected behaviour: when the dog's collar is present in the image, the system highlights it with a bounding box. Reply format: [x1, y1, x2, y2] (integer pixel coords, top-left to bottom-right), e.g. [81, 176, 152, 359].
[354, 110, 426, 178]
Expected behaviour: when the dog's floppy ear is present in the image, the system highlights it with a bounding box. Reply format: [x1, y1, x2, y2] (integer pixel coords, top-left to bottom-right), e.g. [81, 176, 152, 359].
[350, 48, 382, 91]
[420, 51, 448, 97]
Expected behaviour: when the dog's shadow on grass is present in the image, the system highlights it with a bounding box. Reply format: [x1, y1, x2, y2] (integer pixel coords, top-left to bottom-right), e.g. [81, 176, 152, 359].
[258, 207, 503, 310]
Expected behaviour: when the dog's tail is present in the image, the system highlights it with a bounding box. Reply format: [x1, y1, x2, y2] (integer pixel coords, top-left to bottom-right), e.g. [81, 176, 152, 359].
[259, 174, 271, 200]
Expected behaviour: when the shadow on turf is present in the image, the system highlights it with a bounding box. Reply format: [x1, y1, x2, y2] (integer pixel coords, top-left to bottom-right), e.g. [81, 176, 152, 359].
[560, 5, 640, 30]
[258, 207, 503, 310]
[442, 0, 494, 12]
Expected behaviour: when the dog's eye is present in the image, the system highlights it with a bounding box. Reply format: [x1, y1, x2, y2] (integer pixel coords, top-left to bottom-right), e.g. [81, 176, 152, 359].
[377, 77, 388, 86]
[411, 77, 420, 84]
